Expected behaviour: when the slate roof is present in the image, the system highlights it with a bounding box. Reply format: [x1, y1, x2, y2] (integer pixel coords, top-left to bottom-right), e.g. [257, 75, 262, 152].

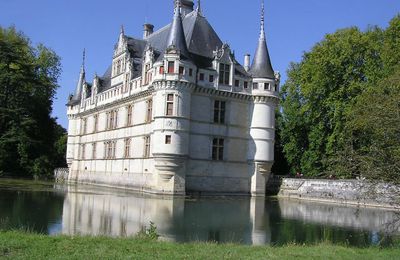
[96, 10, 249, 93]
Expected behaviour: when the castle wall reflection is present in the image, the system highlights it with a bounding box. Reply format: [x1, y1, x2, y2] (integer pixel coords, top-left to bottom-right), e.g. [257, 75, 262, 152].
[61, 185, 400, 246]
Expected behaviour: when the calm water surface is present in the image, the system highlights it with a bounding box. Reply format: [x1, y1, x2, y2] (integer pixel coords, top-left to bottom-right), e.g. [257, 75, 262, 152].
[1, 179, 399, 246]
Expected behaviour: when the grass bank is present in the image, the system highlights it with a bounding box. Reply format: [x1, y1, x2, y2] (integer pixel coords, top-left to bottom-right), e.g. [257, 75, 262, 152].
[1, 231, 400, 260]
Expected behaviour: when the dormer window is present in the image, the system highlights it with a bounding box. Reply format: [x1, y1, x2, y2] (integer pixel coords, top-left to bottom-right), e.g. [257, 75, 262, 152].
[235, 80, 240, 87]
[179, 66, 184, 76]
[264, 83, 270, 90]
[199, 73, 205, 81]
[209, 75, 214, 83]
[159, 66, 164, 74]
[168, 61, 175, 74]
[219, 64, 230, 85]
[253, 82, 258, 89]
[244, 82, 248, 89]
[144, 64, 152, 85]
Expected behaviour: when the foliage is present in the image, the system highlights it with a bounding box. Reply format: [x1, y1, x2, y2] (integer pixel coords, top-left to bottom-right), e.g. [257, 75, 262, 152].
[0, 27, 66, 178]
[332, 70, 400, 182]
[136, 221, 159, 240]
[279, 15, 400, 180]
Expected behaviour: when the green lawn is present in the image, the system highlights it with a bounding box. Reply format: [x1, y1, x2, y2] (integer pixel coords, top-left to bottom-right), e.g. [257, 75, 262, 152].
[0, 232, 399, 260]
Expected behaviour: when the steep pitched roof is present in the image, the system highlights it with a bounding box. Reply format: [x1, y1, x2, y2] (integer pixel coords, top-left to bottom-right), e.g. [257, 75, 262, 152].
[249, 2, 275, 79]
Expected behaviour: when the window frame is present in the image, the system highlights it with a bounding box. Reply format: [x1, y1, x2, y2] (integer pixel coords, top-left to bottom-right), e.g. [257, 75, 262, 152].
[213, 100, 226, 124]
[212, 138, 224, 161]
[166, 94, 174, 116]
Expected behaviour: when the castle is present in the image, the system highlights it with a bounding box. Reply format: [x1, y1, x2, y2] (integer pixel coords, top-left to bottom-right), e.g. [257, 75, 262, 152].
[66, 0, 279, 196]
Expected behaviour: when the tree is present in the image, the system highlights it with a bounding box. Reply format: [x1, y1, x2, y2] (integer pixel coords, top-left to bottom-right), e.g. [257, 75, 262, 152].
[334, 69, 400, 182]
[280, 15, 400, 179]
[0, 27, 65, 178]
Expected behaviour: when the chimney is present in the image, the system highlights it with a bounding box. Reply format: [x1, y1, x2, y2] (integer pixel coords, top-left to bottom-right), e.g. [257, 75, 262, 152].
[244, 54, 251, 72]
[143, 23, 154, 39]
[180, 0, 194, 16]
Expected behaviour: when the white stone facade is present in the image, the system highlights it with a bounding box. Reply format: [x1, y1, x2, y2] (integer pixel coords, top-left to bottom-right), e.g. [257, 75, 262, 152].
[66, 1, 279, 196]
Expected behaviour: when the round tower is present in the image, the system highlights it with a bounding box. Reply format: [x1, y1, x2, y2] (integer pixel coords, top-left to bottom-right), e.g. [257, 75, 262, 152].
[248, 1, 279, 196]
[151, 2, 193, 195]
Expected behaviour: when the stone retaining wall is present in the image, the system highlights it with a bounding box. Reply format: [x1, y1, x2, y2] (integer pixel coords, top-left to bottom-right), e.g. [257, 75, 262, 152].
[54, 168, 69, 182]
[277, 178, 400, 209]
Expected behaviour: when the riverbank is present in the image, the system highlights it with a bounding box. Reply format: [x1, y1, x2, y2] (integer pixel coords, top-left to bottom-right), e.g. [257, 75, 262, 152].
[0, 231, 399, 259]
[274, 178, 400, 210]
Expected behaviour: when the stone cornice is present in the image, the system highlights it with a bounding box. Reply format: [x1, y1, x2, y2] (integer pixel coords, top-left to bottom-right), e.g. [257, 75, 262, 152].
[76, 87, 154, 117]
[152, 80, 196, 91]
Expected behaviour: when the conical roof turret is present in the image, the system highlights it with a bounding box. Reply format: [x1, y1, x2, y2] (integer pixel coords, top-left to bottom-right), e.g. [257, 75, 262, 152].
[71, 49, 86, 103]
[250, 1, 274, 79]
[166, 0, 190, 57]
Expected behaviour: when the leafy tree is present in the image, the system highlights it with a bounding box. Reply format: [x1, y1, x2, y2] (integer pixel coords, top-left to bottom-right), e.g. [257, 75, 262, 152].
[334, 69, 400, 182]
[0, 27, 65, 178]
[280, 15, 400, 179]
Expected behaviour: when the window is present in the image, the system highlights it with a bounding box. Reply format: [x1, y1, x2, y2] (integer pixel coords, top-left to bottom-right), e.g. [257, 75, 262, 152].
[168, 61, 175, 74]
[244, 82, 248, 89]
[264, 83, 270, 90]
[253, 82, 258, 89]
[144, 136, 151, 158]
[212, 138, 224, 161]
[219, 64, 230, 85]
[274, 84, 278, 92]
[145, 64, 152, 85]
[124, 138, 131, 158]
[81, 118, 87, 135]
[213, 100, 226, 124]
[127, 105, 133, 126]
[189, 68, 193, 77]
[92, 143, 97, 159]
[235, 80, 240, 87]
[146, 99, 153, 123]
[109, 112, 114, 130]
[166, 94, 174, 116]
[199, 73, 205, 81]
[209, 75, 214, 83]
[108, 110, 118, 129]
[179, 66, 184, 76]
[93, 115, 98, 133]
[105, 141, 116, 159]
[81, 144, 86, 160]
[159, 66, 164, 74]
[165, 135, 172, 144]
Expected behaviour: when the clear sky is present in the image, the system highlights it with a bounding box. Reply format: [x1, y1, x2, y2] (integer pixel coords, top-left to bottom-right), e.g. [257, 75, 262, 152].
[1, 0, 399, 128]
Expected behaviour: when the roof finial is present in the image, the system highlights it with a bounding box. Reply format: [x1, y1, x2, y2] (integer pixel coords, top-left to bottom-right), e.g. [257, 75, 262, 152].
[82, 48, 86, 70]
[196, 0, 202, 14]
[260, 0, 265, 38]
[120, 24, 125, 35]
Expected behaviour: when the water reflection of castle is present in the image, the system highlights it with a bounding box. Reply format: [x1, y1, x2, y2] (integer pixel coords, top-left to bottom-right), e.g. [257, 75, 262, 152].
[61, 185, 400, 245]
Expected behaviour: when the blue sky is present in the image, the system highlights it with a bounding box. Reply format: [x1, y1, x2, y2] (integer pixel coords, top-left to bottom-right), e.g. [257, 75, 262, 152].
[1, 0, 399, 128]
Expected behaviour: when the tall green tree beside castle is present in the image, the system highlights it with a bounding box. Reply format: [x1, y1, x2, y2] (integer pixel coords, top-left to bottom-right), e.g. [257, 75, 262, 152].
[279, 15, 400, 180]
[0, 27, 66, 178]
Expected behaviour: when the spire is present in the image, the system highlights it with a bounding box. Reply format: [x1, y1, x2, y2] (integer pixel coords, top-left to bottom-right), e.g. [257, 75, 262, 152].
[260, 1, 265, 37]
[196, 0, 202, 14]
[166, 0, 189, 57]
[120, 25, 125, 35]
[249, 0, 275, 79]
[72, 49, 86, 102]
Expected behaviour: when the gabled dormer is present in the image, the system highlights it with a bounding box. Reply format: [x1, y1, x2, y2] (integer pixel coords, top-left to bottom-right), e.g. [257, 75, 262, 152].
[213, 44, 234, 87]
[112, 26, 128, 78]
[143, 45, 155, 86]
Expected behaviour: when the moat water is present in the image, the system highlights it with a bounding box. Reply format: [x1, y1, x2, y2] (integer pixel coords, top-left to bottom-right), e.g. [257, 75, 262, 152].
[0, 179, 399, 247]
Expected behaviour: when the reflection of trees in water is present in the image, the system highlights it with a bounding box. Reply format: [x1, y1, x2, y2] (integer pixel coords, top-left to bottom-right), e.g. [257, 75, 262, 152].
[0, 190, 64, 233]
[269, 199, 399, 247]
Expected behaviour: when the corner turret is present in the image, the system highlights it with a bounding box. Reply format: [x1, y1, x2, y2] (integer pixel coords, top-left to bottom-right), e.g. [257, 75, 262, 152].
[166, 0, 190, 58]
[68, 49, 86, 106]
